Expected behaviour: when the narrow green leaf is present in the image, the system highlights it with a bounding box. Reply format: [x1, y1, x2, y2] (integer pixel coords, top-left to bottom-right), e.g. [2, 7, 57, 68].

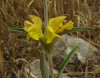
[8, 27, 26, 33]
[60, 27, 95, 35]
[71, 27, 95, 32]
[56, 46, 79, 78]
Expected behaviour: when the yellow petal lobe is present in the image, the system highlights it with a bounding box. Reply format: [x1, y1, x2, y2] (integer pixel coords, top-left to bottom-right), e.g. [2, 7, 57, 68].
[48, 16, 66, 32]
[27, 25, 43, 40]
[29, 32, 39, 40]
[29, 15, 42, 28]
[26, 34, 31, 40]
[46, 26, 61, 43]
[57, 21, 74, 33]
[24, 20, 33, 31]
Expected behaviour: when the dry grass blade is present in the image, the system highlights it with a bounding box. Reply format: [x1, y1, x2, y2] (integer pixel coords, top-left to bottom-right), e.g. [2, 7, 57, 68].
[0, 42, 4, 74]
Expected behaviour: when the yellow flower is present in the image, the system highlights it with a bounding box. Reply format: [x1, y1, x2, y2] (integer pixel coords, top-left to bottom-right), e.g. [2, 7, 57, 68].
[24, 15, 43, 40]
[24, 15, 74, 44]
[46, 16, 74, 43]
[46, 26, 62, 43]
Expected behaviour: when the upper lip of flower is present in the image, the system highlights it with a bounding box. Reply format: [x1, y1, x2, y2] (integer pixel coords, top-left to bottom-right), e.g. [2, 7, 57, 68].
[46, 16, 74, 43]
[24, 15, 74, 44]
[24, 15, 43, 40]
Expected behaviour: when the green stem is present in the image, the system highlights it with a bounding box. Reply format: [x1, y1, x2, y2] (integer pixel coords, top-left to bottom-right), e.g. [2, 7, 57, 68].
[48, 54, 54, 78]
[40, 52, 49, 78]
[43, 0, 48, 27]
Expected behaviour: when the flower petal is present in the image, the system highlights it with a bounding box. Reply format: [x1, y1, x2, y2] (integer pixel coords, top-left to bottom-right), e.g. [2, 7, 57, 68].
[46, 26, 54, 43]
[27, 25, 42, 34]
[46, 26, 61, 43]
[26, 25, 43, 40]
[48, 16, 66, 32]
[57, 21, 74, 33]
[29, 32, 40, 40]
[29, 15, 42, 28]
[26, 33, 31, 40]
[24, 20, 34, 31]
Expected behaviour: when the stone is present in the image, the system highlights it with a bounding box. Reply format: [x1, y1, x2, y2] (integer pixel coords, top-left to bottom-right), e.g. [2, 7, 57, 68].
[53, 35, 98, 63]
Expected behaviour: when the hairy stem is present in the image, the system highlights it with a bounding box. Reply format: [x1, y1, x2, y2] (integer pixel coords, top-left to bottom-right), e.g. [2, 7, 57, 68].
[43, 0, 48, 27]
[40, 52, 49, 78]
[48, 54, 54, 78]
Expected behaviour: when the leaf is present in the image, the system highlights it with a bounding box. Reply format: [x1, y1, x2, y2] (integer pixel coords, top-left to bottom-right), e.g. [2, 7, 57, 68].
[56, 46, 79, 78]
[8, 27, 26, 33]
[60, 27, 95, 35]
[71, 27, 95, 32]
